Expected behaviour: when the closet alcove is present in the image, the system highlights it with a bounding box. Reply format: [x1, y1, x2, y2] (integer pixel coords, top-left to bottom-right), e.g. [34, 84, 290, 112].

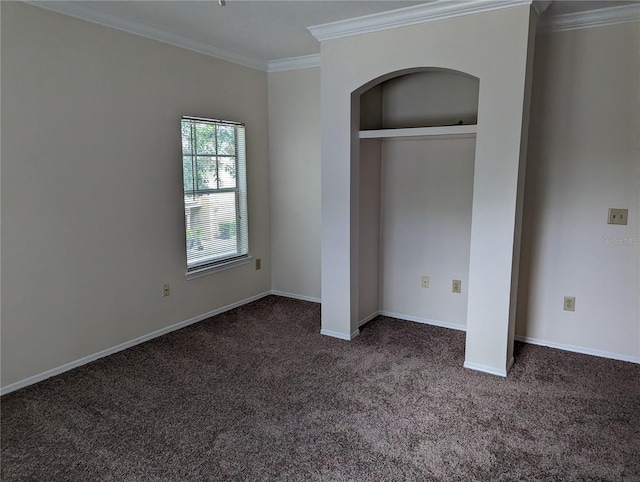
[357, 69, 480, 331]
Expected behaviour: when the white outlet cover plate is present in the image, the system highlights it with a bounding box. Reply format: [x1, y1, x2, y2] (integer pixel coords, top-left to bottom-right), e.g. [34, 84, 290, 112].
[563, 296, 575, 311]
[452, 280, 461, 293]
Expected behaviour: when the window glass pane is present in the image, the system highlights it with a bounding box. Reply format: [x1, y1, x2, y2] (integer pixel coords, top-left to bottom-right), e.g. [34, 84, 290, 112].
[195, 123, 216, 154]
[196, 156, 218, 190]
[217, 125, 235, 156]
[185, 191, 238, 268]
[218, 158, 237, 188]
[181, 122, 193, 154]
[183, 156, 195, 192]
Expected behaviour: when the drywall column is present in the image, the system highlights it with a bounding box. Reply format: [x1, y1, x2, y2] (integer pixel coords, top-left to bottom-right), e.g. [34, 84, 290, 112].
[317, 4, 535, 375]
[465, 10, 537, 375]
[506, 10, 538, 365]
[319, 77, 360, 339]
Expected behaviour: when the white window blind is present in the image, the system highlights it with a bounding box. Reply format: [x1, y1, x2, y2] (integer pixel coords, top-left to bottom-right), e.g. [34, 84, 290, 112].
[181, 116, 248, 276]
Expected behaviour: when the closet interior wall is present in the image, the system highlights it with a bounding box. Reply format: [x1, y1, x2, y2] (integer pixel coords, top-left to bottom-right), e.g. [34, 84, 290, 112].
[358, 71, 479, 329]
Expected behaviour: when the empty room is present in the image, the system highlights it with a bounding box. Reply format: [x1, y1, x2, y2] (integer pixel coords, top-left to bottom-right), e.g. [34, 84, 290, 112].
[2, 0, 639, 479]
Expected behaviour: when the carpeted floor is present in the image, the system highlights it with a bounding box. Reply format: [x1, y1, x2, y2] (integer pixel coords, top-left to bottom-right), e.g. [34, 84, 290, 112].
[2, 295, 639, 481]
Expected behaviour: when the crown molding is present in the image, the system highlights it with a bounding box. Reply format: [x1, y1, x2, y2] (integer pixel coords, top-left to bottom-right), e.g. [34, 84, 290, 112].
[539, 3, 640, 33]
[268, 54, 321, 73]
[24, 0, 640, 75]
[23, 1, 268, 71]
[308, 0, 532, 42]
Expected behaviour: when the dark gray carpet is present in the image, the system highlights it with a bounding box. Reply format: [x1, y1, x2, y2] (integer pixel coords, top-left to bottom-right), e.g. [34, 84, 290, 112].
[2, 295, 639, 481]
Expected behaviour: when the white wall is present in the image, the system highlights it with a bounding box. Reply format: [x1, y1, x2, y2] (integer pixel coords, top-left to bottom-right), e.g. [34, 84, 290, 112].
[380, 137, 475, 327]
[1, 2, 271, 387]
[268, 67, 321, 300]
[381, 71, 479, 128]
[517, 22, 640, 361]
[360, 84, 383, 131]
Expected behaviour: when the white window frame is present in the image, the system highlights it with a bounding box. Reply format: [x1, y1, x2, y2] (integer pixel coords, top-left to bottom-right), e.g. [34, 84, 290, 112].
[181, 116, 249, 279]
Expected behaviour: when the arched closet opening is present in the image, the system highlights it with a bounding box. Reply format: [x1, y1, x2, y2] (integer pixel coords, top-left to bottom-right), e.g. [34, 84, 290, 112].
[355, 69, 480, 333]
[318, 4, 535, 376]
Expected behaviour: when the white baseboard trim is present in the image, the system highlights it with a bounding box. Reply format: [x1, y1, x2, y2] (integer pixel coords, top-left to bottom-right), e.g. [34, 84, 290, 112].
[463, 359, 512, 377]
[379, 310, 466, 332]
[270, 290, 321, 303]
[515, 335, 640, 364]
[0, 290, 272, 396]
[7, 292, 636, 396]
[358, 311, 380, 327]
[320, 329, 360, 341]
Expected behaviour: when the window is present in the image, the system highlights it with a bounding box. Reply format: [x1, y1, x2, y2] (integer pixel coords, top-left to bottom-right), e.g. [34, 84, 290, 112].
[181, 116, 248, 278]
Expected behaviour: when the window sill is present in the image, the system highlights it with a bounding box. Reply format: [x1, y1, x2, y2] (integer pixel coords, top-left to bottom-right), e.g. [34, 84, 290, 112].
[185, 256, 252, 280]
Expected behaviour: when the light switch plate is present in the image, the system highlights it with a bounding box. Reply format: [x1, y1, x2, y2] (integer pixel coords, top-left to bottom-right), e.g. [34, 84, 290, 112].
[608, 208, 628, 225]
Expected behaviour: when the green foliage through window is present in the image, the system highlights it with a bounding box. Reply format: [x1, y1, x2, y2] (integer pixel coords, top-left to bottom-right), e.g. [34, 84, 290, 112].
[181, 120, 237, 194]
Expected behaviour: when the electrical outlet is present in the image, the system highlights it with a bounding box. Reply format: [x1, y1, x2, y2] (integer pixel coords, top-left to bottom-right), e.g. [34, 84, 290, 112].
[452, 279, 462, 293]
[421, 276, 429, 288]
[563, 296, 575, 311]
[255, 258, 261, 270]
[608, 208, 628, 225]
[163, 284, 170, 297]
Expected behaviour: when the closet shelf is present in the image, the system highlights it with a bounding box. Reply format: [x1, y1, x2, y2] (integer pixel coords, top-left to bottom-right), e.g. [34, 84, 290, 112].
[359, 124, 477, 139]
